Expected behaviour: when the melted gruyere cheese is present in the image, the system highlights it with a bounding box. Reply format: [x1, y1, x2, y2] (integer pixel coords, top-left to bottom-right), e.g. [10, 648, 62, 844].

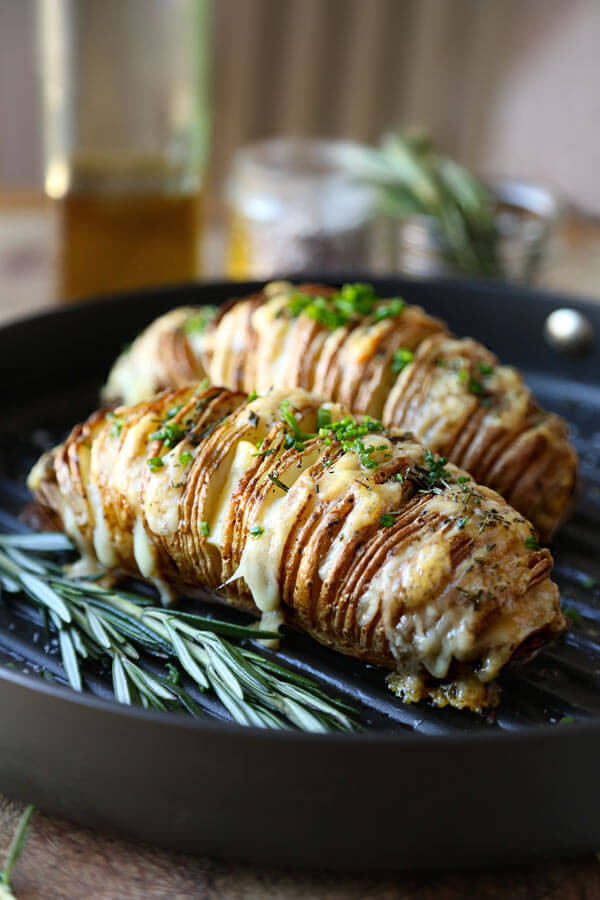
[30, 384, 566, 711]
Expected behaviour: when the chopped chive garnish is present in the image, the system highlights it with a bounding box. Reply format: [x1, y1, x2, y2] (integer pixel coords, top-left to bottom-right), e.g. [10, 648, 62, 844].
[147, 457, 164, 472]
[201, 521, 210, 537]
[249, 525, 264, 538]
[316, 407, 332, 430]
[183, 306, 217, 335]
[563, 607, 582, 626]
[392, 348, 414, 374]
[149, 421, 187, 449]
[286, 283, 405, 330]
[178, 451, 193, 466]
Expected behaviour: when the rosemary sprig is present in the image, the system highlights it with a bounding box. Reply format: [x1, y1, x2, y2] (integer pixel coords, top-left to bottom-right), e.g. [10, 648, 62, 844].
[0, 533, 359, 733]
[0, 804, 34, 899]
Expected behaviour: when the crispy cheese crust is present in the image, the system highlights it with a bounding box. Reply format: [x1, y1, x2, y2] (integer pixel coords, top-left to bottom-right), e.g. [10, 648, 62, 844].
[103, 282, 578, 540]
[29, 386, 566, 712]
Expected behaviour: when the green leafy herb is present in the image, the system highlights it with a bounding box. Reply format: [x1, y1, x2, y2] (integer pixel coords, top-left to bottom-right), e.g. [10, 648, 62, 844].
[106, 412, 125, 438]
[372, 298, 405, 322]
[316, 407, 332, 430]
[350, 129, 503, 278]
[318, 414, 385, 471]
[250, 526, 264, 538]
[0, 533, 360, 733]
[147, 457, 164, 472]
[200, 521, 210, 537]
[457, 475, 470, 484]
[149, 421, 187, 449]
[0, 804, 34, 896]
[524, 536, 540, 551]
[183, 306, 217, 335]
[403, 449, 451, 495]
[478, 362, 494, 376]
[166, 662, 181, 685]
[165, 404, 184, 420]
[391, 348, 414, 374]
[178, 451, 193, 467]
[286, 283, 405, 330]
[563, 607, 582, 626]
[380, 513, 396, 527]
[247, 390, 258, 402]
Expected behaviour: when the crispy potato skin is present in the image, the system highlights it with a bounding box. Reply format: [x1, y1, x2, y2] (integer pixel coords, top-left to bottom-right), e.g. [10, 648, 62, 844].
[30, 386, 566, 711]
[103, 283, 578, 540]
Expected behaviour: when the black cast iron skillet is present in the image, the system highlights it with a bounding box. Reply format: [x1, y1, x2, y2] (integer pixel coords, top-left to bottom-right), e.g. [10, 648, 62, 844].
[0, 276, 599, 870]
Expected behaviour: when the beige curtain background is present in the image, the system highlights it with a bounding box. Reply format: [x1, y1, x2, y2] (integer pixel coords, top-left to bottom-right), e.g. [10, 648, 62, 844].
[2, 0, 600, 213]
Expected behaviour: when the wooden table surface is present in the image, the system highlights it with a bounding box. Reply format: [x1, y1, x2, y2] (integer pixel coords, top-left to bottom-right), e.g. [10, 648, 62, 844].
[1, 195, 600, 898]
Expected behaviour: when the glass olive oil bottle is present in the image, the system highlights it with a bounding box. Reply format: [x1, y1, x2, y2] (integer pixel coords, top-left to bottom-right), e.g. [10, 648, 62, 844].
[39, 0, 211, 301]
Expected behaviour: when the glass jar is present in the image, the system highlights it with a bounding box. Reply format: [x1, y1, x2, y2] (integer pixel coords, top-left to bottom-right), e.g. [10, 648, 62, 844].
[38, 0, 211, 300]
[226, 138, 377, 280]
[386, 179, 560, 283]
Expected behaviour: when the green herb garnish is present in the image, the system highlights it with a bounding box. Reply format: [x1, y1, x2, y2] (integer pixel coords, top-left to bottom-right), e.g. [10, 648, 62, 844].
[380, 513, 396, 527]
[372, 298, 405, 322]
[106, 412, 125, 438]
[200, 521, 210, 537]
[147, 457, 164, 472]
[563, 607, 582, 626]
[149, 421, 187, 449]
[316, 407, 332, 430]
[0, 532, 360, 733]
[0, 803, 34, 896]
[183, 306, 217, 335]
[178, 451, 193, 467]
[250, 525, 265, 538]
[286, 283, 405, 330]
[247, 390, 258, 402]
[392, 348, 414, 374]
[524, 536, 540, 551]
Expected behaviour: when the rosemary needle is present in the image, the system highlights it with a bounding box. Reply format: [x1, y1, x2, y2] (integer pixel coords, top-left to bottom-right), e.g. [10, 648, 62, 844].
[0, 804, 34, 898]
[0, 532, 360, 733]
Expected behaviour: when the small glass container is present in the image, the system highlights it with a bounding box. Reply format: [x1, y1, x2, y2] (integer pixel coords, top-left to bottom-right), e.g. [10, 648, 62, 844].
[386, 178, 561, 283]
[226, 138, 377, 280]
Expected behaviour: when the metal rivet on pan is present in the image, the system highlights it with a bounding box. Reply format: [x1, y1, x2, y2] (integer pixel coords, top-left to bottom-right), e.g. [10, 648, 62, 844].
[544, 308, 595, 355]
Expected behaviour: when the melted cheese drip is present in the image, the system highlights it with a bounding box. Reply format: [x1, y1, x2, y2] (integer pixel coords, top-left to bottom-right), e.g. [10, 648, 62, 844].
[208, 440, 257, 548]
[87, 482, 118, 568]
[133, 516, 158, 578]
[143, 446, 188, 536]
[234, 458, 318, 613]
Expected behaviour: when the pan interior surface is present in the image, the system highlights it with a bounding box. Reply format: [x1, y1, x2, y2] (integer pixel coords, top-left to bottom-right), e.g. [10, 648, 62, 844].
[0, 276, 599, 868]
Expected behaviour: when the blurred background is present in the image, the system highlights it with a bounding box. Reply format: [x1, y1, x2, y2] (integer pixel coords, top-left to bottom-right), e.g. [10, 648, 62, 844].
[1, 0, 599, 319]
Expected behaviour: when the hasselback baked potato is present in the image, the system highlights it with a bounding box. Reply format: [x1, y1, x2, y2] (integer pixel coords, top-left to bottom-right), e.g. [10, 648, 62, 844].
[104, 282, 577, 540]
[29, 384, 566, 712]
